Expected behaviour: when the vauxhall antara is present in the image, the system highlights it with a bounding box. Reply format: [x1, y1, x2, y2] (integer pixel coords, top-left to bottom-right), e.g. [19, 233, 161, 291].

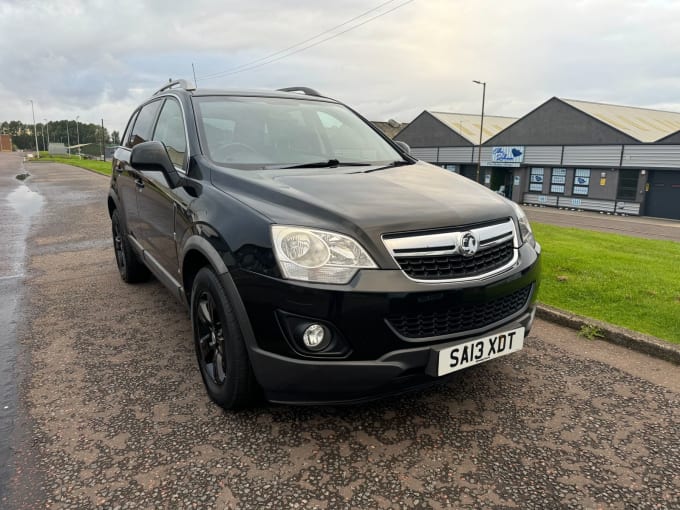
[107, 81, 541, 408]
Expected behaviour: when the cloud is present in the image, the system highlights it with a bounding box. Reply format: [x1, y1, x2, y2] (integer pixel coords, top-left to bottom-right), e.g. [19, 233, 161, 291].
[1, 0, 679, 134]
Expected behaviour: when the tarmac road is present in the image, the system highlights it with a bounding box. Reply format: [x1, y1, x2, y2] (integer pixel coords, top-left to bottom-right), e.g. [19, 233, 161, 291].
[524, 206, 680, 242]
[1, 155, 679, 509]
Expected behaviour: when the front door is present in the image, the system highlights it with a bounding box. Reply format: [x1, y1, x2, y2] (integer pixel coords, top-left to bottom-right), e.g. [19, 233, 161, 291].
[135, 97, 189, 277]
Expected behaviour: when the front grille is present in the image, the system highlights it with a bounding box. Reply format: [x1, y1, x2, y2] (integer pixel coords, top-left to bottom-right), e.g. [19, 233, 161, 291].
[386, 285, 532, 339]
[383, 218, 518, 282]
[396, 239, 513, 280]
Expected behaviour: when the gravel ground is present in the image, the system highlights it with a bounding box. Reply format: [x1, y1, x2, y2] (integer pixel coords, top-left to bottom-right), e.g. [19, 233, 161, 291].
[2, 156, 678, 509]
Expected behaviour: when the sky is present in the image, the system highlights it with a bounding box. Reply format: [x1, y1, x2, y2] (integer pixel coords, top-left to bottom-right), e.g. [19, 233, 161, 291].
[1, 0, 680, 135]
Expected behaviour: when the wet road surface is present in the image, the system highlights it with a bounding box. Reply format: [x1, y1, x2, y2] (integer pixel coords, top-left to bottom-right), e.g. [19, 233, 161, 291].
[1, 156, 679, 509]
[0, 152, 44, 500]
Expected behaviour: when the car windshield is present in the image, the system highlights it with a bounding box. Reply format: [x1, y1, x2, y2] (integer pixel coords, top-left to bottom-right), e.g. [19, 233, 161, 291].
[193, 96, 404, 169]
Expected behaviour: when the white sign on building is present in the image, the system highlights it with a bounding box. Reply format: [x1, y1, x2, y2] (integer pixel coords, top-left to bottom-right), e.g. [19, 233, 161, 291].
[483, 146, 525, 167]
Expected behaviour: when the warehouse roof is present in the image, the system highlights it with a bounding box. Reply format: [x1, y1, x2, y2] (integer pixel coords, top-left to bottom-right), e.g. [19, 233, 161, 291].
[560, 99, 680, 143]
[371, 120, 408, 139]
[428, 112, 518, 144]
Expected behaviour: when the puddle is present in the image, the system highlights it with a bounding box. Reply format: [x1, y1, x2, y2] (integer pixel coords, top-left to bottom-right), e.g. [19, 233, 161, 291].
[15, 173, 29, 181]
[7, 185, 44, 216]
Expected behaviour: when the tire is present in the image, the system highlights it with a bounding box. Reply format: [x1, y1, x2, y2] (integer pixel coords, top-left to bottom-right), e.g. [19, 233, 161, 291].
[111, 209, 150, 283]
[191, 267, 259, 409]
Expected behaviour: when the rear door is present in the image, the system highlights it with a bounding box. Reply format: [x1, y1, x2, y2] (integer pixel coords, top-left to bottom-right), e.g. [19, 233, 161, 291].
[113, 100, 163, 239]
[113, 111, 139, 232]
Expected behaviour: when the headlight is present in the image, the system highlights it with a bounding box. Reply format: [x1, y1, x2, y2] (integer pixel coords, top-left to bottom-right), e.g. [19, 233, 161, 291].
[271, 225, 377, 284]
[508, 201, 536, 248]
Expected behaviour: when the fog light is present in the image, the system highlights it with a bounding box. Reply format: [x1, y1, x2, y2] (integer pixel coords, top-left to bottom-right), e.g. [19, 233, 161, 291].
[302, 324, 329, 350]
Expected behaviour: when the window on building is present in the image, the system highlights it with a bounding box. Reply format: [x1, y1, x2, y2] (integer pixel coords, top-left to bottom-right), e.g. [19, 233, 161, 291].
[529, 167, 544, 192]
[573, 168, 591, 195]
[440, 164, 459, 173]
[617, 169, 639, 201]
[550, 168, 566, 194]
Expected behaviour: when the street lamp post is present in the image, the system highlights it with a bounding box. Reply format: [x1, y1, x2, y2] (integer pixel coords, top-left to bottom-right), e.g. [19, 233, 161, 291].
[473, 80, 486, 184]
[75, 116, 81, 159]
[29, 99, 40, 159]
[44, 118, 50, 154]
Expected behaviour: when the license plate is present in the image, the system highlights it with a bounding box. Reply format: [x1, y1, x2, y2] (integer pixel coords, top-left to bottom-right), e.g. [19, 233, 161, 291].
[432, 327, 525, 377]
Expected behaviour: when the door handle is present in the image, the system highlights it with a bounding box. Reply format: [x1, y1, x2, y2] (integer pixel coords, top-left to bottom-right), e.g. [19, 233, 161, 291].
[135, 178, 144, 189]
[114, 164, 123, 173]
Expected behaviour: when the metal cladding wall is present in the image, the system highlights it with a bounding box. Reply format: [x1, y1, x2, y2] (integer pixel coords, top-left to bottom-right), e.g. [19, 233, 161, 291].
[562, 145, 623, 167]
[0, 134, 12, 151]
[622, 145, 680, 168]
[472, 147, 494, 164]
[523, 146, 562, 165]
[438, 147, 474, 163]
[410, 147, 438, 161]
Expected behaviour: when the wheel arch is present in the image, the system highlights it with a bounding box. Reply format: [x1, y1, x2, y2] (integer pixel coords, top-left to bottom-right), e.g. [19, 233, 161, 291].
[107, 190, 120, 218]
[181, 235, 229, 301]
[180, 235, 258, 351]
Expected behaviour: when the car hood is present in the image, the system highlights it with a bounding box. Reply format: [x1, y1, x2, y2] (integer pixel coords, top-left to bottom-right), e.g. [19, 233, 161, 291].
[210, 161, 515, 238]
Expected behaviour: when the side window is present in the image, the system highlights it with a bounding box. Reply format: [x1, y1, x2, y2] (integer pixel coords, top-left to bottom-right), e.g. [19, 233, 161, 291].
[121, 111, 138, 148]
[153, 99, 187, 168]
[127, 100, 162, 148]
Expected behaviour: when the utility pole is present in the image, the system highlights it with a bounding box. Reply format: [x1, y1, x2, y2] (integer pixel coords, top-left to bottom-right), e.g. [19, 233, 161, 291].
[76, 115, 81, 159]
[40, 124, 45, 151]
[44, 118, 50, 154]
[101, 118, 105, 161]
[66, 120, 71, 155]
[473, 80, 486, 184]
[29, 99, 40, 159]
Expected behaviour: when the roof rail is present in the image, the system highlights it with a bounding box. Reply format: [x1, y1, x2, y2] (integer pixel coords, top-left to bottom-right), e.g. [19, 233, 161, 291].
[277, 87, 322, 97]
[153, 79, 196, 96]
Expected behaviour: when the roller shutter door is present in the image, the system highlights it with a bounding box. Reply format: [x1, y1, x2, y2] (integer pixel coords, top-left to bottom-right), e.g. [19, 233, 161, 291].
[645, 171, 680, 220]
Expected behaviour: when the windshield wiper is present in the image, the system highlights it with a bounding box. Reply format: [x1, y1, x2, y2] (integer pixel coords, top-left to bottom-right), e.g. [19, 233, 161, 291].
[362, 160, 413, 173]
[278, 159, 372, 169]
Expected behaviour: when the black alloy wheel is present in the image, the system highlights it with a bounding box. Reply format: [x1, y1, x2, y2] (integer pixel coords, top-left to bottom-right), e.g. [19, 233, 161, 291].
[195, 290, 227, 385]
[111, 209, 149, 283]
[191, 267, 258, 409]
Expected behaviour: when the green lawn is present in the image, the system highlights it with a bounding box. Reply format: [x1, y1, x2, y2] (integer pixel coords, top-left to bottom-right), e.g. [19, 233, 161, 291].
[29, 154, 112, 176]
[533, 223, 680, 344]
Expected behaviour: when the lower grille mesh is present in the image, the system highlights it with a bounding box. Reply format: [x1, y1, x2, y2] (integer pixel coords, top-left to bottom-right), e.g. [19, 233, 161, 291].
[387, 285, 532, 339]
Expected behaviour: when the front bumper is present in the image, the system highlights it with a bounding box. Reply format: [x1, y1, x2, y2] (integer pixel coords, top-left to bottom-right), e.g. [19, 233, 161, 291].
[232, 243, 541, 404]
[248, 309, 536, 404]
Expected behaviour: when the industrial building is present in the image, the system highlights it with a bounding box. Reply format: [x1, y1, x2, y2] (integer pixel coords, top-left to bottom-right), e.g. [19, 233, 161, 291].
[396, 98, 680, 220]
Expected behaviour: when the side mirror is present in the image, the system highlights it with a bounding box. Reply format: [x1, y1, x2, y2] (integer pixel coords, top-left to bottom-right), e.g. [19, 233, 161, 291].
[394, 140, 411, 154]
[130, 141, 183, 188]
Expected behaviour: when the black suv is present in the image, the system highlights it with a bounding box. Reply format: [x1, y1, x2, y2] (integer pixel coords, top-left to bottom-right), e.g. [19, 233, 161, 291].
[108, 80, 541, 408]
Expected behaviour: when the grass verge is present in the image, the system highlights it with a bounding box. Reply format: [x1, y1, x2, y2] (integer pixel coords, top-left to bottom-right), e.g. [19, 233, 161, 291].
[29, 154, 112, 176]
[533, 223, 680, 344]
